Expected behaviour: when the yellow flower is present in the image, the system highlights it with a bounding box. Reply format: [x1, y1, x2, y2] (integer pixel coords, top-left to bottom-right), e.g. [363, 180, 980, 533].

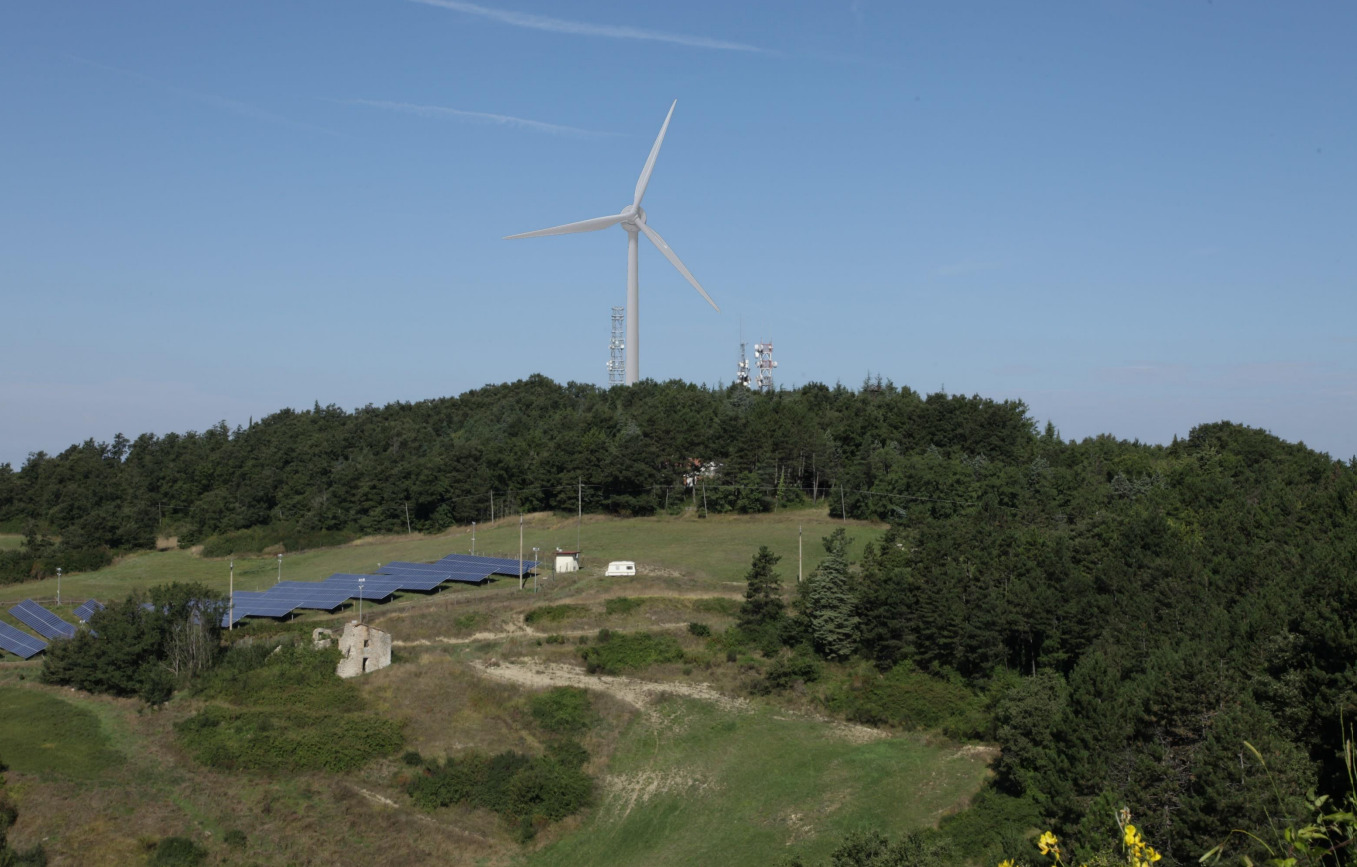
[1123, 825, 1137, 847]
[1038, 831, 1060, 857]
[998, 860, 1016, 867]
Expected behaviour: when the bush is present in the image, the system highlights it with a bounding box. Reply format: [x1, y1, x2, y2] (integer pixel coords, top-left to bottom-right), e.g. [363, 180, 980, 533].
[825, 663, 980, 731]
[198, 522, 356, 557]
[693, 597, 739, 617]
[222, 829, 247, 850]
[525, 604, 588, 625]
[175, 706, 403, 772]
[401, 750, 426, 767]
[148, 836, 207, 866]
[578, 631, 684, 675]
[408, 748, 593, 830]
[529, 687, 596, 736]
[604, 597, 643, 616]
[754, 649, 822, 694]
[545, 634, 567, 644]
[688, 622, 712, 637]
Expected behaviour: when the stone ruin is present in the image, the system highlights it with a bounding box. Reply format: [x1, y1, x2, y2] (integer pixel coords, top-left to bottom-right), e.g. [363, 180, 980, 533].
[313, 621, 391, 678]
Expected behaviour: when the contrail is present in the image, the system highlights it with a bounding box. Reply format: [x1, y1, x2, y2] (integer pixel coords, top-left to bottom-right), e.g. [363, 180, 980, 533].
[408, 0, 766, 53]
[344, 99, 609, 137]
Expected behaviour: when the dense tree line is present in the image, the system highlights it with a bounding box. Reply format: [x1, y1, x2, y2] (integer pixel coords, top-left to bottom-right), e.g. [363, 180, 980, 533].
[736, 421, 1357, 866]
[0, 375, 1031, 576]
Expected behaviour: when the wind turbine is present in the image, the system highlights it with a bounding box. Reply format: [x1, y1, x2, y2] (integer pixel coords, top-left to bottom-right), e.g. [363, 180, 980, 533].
[506, 100, 719, 385]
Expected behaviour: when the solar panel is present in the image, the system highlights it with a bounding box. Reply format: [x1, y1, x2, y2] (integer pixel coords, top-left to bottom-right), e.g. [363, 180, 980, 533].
[0, 621, 47, 659]
[437, 553, 539, 577]
[73, 599, 105, 623]
[323, 574, 404, 600]
[263, 582, 354, 611]
[9, 600, 76, 640]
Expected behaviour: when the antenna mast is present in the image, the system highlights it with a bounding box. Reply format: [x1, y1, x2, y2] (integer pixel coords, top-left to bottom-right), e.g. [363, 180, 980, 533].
[737, 339, 751, 388]
[754, 341, 777, 392]
[607, 305, 625, 384]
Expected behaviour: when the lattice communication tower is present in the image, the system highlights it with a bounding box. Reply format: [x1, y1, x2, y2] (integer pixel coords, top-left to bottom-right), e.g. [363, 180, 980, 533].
[736, 340, 751, 388]
[607, 306, 626, 384]
[754, 341, 777, 392]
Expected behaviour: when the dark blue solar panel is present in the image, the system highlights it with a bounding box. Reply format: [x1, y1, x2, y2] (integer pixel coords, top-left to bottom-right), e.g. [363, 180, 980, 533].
[220, 592, 300, 626]
[9, 600, 76, 640]
[323, 574, 404, 599]
[73, 599, 105, 623]
[381, 561, 495, 582]
[0, 621, 47, 659]
[264, 582, 354, 611]
[437, 553, 538, 577]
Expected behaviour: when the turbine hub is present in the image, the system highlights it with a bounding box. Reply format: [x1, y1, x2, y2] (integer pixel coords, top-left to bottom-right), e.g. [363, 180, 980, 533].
[620, 204, 646, 227]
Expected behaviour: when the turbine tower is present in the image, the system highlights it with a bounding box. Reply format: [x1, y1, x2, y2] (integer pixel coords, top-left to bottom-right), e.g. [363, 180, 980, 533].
[506, 100, 719, 385]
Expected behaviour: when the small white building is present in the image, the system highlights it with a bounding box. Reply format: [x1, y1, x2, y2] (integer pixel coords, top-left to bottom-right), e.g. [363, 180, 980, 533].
[554, 549, 581, 573]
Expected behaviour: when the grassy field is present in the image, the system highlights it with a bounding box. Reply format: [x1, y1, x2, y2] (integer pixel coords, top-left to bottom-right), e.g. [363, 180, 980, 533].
[0, 510, 995, 866]
[526, 699, 992, 867]
[0, 533, 22, 551]
[0, 507, 883, 608]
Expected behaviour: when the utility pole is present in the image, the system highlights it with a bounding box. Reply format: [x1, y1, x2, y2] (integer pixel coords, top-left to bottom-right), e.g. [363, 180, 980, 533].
[276, 553, 282, 584]
[490, 491, 494, 523]
[798, 525, 803, 584]
[702, 480, 708, 518]
[518, 513, 525, 590]
[471, 521, 476, 555]
[358, 576, 365, 624]
[840, 486, 847, 524]
[56, 567, 62, 605]
[532, 547, 540, 593]
[228, 559, 234, 631]
[404, 502, 412, 534]
[577, 478, 582, 552]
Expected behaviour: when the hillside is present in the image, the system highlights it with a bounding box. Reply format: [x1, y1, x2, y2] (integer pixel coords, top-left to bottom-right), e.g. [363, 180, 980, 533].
[0, 510, 1006, 866]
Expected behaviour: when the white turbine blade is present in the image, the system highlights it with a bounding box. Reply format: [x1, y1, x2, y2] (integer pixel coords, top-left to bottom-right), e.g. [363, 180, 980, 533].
[633, 100, 676, 208]
[504, 213, 623, 239]
[638, 221, 720, 312]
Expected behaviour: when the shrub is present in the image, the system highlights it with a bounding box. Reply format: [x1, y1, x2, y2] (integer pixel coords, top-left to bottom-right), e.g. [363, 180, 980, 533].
[149, 836, 207, 866]
[401, 751, 425, 767]
[578, 631, 684, 675]
[544, 634, 567, 644]
[688, 622, 712, 637]
[693, 597, 740, 617]
[408, 748, 593, 830]
[754, 649, 822, 694]
[222, 829, 247, 850]
[529, 687, 596, 736]
[525, 604, 588, 625]
[175, 706, 403, 772]
[826, 663, 979, 730]
[604, 597, 643, 616]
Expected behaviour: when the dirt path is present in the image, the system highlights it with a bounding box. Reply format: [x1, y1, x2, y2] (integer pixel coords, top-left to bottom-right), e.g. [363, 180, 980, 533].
[470, 658, 751, 715]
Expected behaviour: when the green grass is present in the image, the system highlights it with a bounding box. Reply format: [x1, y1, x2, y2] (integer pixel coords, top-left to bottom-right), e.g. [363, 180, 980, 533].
[0, 508, 883, 610]
[525, 698, 991, 867]
[0, 533, 23, 551]
[0, 685, 124, 777]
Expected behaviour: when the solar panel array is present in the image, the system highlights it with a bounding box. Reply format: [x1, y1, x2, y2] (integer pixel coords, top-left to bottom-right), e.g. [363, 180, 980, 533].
[438, 552, 538, 578]
[10, 600, 76, 640]
[0, 621, 47, 659]
[218, 553, 537, 626]
[74, 599, 105, 622]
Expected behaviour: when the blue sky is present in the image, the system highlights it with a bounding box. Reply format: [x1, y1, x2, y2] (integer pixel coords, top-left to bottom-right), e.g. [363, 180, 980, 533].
[2, 1, 1354, 467]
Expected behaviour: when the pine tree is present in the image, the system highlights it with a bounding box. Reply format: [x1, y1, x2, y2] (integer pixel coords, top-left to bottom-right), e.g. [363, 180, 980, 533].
[737, 546, 785, 632]
[805, 529, 859, 660]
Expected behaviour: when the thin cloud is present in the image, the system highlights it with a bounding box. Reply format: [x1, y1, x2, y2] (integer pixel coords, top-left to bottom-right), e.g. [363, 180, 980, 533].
[66, 55, 340, 137]
[345, 99, 608, 137]
[409, 0, 766, 53]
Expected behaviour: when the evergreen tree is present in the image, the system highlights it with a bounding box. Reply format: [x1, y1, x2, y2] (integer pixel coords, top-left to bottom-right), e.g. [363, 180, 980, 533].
[803, 529, 859, 661]
[737, 546, 785, 632]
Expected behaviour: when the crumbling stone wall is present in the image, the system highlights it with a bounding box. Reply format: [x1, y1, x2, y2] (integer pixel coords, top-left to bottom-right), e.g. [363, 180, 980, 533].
[335, 621, 391, 678]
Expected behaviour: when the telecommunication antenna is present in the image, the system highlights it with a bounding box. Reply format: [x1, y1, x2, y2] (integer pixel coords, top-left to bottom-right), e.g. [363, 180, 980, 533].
[736, 340, 751, 387]
[754, 341, 777, 392]
[607, 306, 626, 384]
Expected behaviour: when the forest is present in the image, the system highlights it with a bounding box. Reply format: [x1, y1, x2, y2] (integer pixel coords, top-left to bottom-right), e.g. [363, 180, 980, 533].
[2, 375, 1356, 864]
